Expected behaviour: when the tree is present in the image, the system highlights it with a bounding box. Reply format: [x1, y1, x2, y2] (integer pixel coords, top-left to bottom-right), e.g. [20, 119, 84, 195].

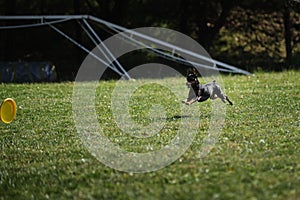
[284, 2, 292, 68]
[0, 0, 298, 79]
[193, 0, 238, 51]
[211, 0, 300, 70]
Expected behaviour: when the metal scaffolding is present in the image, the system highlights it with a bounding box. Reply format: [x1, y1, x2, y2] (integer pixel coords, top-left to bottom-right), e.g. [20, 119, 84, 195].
[0, 15, 252, 79]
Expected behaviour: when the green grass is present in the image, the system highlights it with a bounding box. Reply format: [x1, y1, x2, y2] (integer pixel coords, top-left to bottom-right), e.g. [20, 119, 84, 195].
[0, 71, 299, 199]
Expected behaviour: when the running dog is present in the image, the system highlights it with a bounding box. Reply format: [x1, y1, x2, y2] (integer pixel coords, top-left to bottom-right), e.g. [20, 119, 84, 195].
[182, 69, 233, 105]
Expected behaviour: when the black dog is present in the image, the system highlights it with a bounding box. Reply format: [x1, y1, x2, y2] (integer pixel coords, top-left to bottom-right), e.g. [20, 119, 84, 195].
[182, 69, 233, 105]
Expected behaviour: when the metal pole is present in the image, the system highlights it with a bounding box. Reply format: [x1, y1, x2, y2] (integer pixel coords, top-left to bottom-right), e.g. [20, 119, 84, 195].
[82, 19, 131, 79]
[77, 20, 123, 76]
[47, 23, 124, 77]
[89, 15, 252, 76]
[0, 15, 252, 76]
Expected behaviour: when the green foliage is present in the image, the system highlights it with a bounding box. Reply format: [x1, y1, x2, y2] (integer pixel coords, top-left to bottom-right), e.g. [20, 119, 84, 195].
[0, 71, 299, 199]
[1, 0, 299, 78]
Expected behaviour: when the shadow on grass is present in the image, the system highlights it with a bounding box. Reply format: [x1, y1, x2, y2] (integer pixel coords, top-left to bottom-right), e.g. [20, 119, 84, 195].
[166, 115, 192, 121]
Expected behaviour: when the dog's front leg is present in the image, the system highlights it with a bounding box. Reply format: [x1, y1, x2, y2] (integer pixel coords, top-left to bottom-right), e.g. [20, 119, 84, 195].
[182, 87, 197, 104]
[185, 96, 201, 105]
[185, 98, 197, 105]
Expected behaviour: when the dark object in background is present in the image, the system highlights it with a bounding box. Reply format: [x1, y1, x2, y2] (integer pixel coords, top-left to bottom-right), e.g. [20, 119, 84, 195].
[0, 61, 57, 83]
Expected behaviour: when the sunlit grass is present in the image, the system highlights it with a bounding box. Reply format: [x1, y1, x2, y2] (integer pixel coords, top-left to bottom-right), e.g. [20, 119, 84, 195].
[0, 71, 299, 199]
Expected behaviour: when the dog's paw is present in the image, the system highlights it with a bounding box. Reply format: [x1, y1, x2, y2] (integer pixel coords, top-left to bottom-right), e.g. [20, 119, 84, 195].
[185, 101, 191, 105]
[182, 100, 190, 105]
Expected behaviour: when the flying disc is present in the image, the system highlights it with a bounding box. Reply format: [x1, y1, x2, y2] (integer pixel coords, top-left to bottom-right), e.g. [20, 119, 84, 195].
[0, 98, 17, 124]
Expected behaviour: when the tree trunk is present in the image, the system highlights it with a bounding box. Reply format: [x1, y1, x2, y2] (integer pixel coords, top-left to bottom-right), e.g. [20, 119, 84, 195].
[283, 4, 292, 69]
[197, 0, 235, 52]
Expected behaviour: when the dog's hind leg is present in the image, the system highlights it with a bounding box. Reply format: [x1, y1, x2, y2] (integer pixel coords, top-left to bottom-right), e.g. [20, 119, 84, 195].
[213, 84, 233, 105]
[218, 94, 233, 105]
[225, 96, 233, 105]
[218, 93, 233, 105]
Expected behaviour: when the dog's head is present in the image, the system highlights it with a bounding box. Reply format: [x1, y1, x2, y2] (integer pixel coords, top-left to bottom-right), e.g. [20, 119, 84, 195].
[187, 72, 197, 83]
[186, 68, 199, 85]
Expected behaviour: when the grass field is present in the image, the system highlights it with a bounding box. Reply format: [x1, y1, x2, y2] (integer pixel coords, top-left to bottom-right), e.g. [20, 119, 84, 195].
[0, 71, 299, 200]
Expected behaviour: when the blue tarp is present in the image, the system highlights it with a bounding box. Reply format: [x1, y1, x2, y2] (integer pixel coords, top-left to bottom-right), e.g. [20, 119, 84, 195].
[0, 62, 57, 83]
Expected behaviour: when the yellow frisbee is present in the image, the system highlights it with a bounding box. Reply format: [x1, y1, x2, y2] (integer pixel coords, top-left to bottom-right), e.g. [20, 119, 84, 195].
[0, 98, 17, 124]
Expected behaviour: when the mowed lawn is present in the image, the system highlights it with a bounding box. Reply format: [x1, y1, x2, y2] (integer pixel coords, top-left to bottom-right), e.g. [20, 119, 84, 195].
[0, 71, 299, 200]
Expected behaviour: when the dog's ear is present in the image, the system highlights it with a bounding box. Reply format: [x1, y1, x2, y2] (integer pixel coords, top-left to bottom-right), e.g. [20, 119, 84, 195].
[187, 68, 194, 76]
[187, 67, 199, 76]
[192, 67, 199, 76]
